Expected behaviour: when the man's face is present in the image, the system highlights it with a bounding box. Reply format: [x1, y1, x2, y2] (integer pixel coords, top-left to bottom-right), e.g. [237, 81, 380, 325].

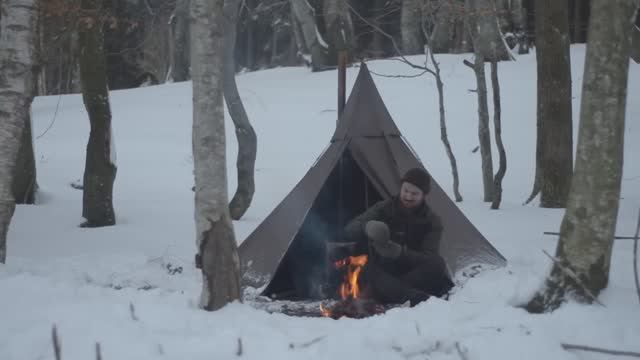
[399, 182, 424, 209]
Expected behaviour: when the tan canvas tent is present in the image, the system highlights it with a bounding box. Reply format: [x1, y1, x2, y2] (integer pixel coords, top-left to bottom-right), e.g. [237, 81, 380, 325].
[239, 64, 506, 300]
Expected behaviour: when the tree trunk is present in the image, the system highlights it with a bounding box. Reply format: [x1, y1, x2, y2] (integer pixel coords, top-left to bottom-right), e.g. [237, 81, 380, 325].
[191, 0, 242, 311]
[571, 0, 588, 43]
[79, 0, 117, 227]
[534, 0, 573, 208]
[171, 0, 191, 81]
[402, 0, 424, 54]
[290, 0, 328, 71]
[465, 0, 514, 61]
[526, 0, 635, 313]
[631, 16, 640, 63]
[0, 0, 39, 263]
[323, 0, 355, 61]
[12, 114, 38, 204]
[430, 0, 456, 53]
[223, 0, 257, 220]
[490, 61, 506, 209]
[466, 55, 494, 202]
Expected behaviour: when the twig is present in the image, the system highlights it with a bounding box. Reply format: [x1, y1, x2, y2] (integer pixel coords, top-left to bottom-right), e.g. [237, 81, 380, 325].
[633, 208, 640, 305]
[561, 343, 640, 358]
[288, 335, 326, 350]
[368, 68, 430, 78]
[95, 342, 103, 360]
[52, 325, 61, 360]
[129, 302, 139, 321]
[544, 231, 638, 240]
[463, 59, 474, 69]
[415, 322, 421, 336]
[455, 342, 469, 360]
[542, 250, 606, 307]
[237, 338, 243, 356]
[36, 93, 62, 140]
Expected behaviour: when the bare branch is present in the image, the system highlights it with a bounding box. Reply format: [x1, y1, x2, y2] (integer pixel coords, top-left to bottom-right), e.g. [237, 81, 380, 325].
[542, 250, 606, 307]
[544, 232, 639, 240]
[367, 68, 430, 78]
[561, 343, 640, 358]
[289, 335, 326, 350]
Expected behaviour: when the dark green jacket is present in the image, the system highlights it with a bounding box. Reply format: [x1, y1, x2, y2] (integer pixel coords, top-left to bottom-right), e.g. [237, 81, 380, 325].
[343, 196, 443, 264]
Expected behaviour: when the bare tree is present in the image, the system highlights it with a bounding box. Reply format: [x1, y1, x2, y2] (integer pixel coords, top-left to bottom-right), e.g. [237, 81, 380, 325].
[524, 0, 573, 208]
[78, 0, 117, 227]
[526, 0, 636, 313]
[465, 0, 513, 62]
[223, 0, 257, 220]
[464, 54, 494, 202]
[490, 61, 506, 209]
[191, 0, 242, 310]
[0, 0, 39, 263]
[290, 0, 328, 71]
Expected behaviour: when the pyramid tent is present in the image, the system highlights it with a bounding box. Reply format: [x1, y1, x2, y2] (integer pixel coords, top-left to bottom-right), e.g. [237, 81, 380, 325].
[239, 64, 506, 299]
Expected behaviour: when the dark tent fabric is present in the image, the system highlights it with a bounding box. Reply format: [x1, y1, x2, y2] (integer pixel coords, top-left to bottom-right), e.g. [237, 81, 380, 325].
[239, 64, 506, 299]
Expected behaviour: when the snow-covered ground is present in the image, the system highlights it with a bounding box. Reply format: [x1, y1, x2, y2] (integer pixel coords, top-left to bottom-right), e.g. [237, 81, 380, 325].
[1, 45, 639, 360]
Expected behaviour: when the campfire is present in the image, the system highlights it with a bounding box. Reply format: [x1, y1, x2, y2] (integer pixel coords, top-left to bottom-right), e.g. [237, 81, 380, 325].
[320, 255, 385, 319]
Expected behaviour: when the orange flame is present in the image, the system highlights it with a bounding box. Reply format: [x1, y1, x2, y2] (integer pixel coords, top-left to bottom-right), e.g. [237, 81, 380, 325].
[336, 255, 368, 300]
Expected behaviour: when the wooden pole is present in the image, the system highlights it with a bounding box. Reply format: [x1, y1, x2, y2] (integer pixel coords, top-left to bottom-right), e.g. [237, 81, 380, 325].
[337, 50, 347, 119]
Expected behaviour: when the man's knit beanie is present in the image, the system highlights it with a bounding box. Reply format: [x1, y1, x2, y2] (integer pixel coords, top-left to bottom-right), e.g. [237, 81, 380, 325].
[401, 167, 431, 194]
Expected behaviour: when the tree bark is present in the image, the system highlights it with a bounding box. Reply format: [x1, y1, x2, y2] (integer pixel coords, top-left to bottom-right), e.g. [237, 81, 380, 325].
[290, 0, 328, 71]
[526, 0, 635, 313]
[0, 0, 39, 263]
[12, 114, 38, 204]
[171, 0, 191, 81]
[191, 0, 242, 311]
[465, 0, 513, 62]
[430, 0, 456, 53]
[533, 0, 573, 208]
[490, 61, 506, 209]
[402, 0, 424, 54]
[79, 0, 117, 227]
[223, 0, 257, 220]
[631, 16, 640, 63]
[323, 0, 355, 60]
[466, 55, 494, 202]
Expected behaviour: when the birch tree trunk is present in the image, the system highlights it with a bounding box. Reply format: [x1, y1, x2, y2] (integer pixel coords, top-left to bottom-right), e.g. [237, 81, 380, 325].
[192, 0, 241, 311]
[402, 0, 424, 54]
[79, 0, 117, 227]
[525, 0, 573, 208]
[223, 0, 257, 220]
[526, 0, 635, 313]
[0, 0, 38, 263]
[290, 0, 328, 71]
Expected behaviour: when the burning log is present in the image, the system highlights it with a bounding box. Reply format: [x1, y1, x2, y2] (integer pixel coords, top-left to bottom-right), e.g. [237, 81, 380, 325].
[320, 254, 387, 319]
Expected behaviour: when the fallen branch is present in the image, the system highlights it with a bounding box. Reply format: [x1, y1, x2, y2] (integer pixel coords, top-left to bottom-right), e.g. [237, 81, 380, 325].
[288, 335, 326, 350]
[542, 250, 606, 307]
[129, 302, 139, 321]
[561, 343, 640, 358]
[633, 208, 640, 305]
[544, 232, 637, 240]
[52, 325, 61, 360]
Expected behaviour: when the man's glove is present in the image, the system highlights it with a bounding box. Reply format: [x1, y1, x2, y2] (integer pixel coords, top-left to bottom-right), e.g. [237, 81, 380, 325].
[365, 220, 403, 259]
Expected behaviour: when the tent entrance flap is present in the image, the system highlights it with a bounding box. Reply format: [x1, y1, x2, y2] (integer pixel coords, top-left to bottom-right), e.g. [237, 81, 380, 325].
[262, 151, 383, 300]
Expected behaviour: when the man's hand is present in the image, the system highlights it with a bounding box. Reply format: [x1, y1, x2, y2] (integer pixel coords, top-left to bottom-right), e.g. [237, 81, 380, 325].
[365, 220, 403, 259]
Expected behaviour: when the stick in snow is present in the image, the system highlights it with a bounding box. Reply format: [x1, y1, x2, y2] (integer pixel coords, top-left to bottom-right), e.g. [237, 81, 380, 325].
[561, 343, 640, 358]
[95, 342, 103, 360]
[455, 342, 469, 360]
[289, 335, 326, 349]
[52, 325, 61, 360]
[129, 302, 139, 321]
[237, 338, 243, 356]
